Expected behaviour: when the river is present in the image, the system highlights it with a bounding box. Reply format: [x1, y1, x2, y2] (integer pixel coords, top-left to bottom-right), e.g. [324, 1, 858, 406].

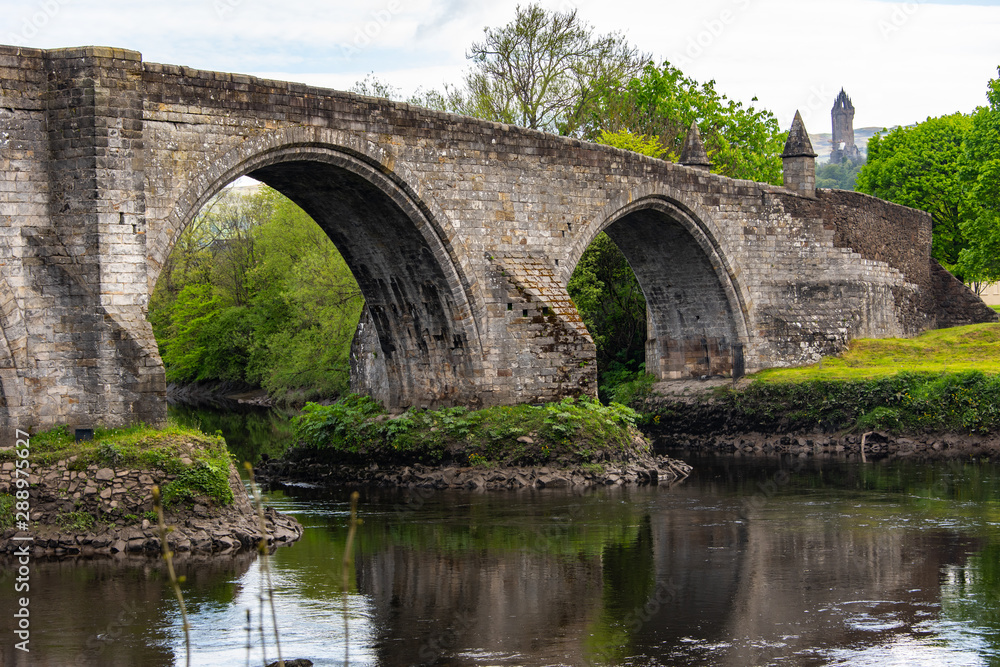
[3, 403, 999, 666]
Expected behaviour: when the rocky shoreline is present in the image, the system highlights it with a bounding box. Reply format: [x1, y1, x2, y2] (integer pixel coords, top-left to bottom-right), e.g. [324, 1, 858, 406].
[0, 459, 302, 558]
[656, 429, 1000, 461]
[258, 452, 692, 491]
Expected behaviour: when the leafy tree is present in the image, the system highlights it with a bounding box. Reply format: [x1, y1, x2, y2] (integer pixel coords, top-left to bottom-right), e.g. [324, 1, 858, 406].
[856, 113, 973, 275]
[456, 3, 647, 133]
[148, 186, 364, 402]
[959, 69, 1000, 289]
[583, 60, 787, 184]
[567, 233, 647, 398]
[594, 129, 666, 158]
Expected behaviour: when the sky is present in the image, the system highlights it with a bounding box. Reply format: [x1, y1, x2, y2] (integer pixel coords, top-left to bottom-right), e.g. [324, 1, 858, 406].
[2, 0, 999, 132]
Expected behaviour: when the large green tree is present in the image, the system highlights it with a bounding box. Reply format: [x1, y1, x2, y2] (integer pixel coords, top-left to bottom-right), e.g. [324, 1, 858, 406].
[454, 3, 647, 133]
[582, 60, 787, 184]
[959, 69, 1000, 289]
[149, 186, 364, 401]
[856, 113, 974, 276]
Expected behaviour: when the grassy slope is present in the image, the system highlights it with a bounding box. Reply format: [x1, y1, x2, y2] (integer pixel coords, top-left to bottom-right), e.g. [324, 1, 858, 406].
[753, 323, 1000, 383]
[1, 423, 234, 506]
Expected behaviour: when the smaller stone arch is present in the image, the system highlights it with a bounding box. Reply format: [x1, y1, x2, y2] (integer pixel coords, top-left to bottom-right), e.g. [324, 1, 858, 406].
[571, 187, 752, 380]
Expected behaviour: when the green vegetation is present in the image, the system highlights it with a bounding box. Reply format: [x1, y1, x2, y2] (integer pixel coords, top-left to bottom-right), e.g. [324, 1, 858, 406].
[57, 510, 96, 531]
[673, 324, 1000, 436]
[856, 68, 1000, 287]
[815, 158, 864, 190]
[148, 186, 363, 403]
[754, 323, 1000, 382]
[3, 423, 235, 507]
[959, 69, 1000, 287]
[714, 371, 1000, 435]
[292, 394, 643, 466]
[857, 113, 973, 277]
[0, 493, 13, 529]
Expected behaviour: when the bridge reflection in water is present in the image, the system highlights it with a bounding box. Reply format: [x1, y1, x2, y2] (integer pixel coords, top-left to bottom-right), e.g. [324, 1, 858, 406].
[3, 456, 998, 666]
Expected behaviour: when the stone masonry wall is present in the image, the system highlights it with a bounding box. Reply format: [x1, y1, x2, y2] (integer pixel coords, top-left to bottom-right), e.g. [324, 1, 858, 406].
[0, 46, 989, 428]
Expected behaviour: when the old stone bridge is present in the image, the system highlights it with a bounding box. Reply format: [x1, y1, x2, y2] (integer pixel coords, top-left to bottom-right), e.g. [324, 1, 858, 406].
[0, 46, 994, 430]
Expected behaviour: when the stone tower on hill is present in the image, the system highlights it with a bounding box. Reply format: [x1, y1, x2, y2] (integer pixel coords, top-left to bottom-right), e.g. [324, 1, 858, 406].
[830, 89, 861, 164]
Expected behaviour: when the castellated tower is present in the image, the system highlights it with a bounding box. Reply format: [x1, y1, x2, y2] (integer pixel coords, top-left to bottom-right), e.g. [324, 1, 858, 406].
[830, 89, 861, 164]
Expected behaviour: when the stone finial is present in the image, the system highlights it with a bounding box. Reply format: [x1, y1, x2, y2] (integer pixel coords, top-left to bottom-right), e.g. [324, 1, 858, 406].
[680, 121, 712, 171]
[782, 110, 817, 159]
[782, 110, 817, 198]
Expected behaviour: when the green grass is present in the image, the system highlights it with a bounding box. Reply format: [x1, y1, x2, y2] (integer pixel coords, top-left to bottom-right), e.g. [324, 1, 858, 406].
[57, 510, 96, 531]
[992, 305, 1000, 313]
[2, 422, 234, 506]
[753, 323, 1000, 383]
[0, 494, 13, 529]
[293, 394, 644, 466]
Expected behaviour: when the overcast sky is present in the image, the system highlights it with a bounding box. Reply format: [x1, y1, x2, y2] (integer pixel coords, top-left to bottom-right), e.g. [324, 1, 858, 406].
[3, 0, 999, 131]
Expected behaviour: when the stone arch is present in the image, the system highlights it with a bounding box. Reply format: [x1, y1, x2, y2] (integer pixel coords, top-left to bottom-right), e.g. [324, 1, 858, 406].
[153, 128, 484, 408]
[568, 187, 752, 380]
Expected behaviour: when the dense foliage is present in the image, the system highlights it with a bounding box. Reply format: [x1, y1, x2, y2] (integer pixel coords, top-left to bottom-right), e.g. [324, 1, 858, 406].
[721, 371, 1000, 435]
[857, 69, 1000, 288]
[293, 394, 642, 466]
[856, 113, 974, 276]
[958, 70, 1000, 287]
[148, 186, 363, 402]
[581, 60, 787, 184]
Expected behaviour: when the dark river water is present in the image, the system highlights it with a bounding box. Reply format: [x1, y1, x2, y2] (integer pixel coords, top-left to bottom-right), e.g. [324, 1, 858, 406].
[4, 405, 1000, 666]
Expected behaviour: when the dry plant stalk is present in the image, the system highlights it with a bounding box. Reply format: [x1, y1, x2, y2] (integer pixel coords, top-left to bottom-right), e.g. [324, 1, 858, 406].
[343, 491, 361, 666]
[152, 485, 191, 667]
[244, 462, 284, 667]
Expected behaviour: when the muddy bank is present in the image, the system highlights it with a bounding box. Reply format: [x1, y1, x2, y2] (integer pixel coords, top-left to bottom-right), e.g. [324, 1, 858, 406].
[258, 451, 692, 491]
[656, 430, 1000, 462]
[0, 460, 302, 558]
[641, 380, 999, 461]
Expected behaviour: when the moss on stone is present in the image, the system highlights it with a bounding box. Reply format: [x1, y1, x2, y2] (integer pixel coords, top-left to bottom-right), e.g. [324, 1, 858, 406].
[3, 422, 235, 507]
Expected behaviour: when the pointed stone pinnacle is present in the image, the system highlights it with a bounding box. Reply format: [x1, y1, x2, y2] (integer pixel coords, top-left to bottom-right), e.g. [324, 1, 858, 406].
[680, 120, 712, 170]
[782, 110, 817, 158]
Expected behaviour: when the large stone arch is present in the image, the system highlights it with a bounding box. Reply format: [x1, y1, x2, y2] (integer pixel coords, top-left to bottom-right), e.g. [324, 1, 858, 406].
[568, 187, 752, 380]
[153, 128, 485, 408]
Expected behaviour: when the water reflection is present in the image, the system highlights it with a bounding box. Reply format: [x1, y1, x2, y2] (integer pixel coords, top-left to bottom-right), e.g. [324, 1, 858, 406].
[6, 452, 1000, 666]
[168, 400, 297, 466]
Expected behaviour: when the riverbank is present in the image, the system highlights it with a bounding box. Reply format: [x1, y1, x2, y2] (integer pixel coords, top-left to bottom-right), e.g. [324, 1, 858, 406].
[261, 394, 692, 490]
[0, 424, 302, 557]
[638, 372, 1000, 461]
